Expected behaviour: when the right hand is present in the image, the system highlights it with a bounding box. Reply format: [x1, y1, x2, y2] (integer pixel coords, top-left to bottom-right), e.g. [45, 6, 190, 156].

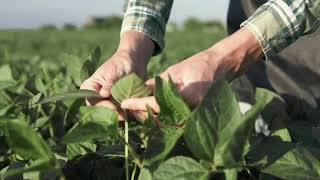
[80, 31, 155, 120]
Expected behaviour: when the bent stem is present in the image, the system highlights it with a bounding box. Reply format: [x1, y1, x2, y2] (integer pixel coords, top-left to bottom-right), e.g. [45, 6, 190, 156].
[124, 110, 129, 180]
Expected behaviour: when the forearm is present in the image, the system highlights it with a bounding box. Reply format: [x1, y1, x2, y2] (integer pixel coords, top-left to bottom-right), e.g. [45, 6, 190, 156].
[117, 30, 155, 66]
[206, 27, 263, 81]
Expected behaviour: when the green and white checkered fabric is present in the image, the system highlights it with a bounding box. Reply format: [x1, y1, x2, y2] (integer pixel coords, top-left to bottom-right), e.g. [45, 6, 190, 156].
[121, 0, 320, 58]
[121, 0, 173, 55]
[241, 0, 320, 59]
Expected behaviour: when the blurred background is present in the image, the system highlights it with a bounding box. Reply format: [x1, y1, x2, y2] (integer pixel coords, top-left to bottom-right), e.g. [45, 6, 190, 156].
[0, 0, 228, 29]
[0, 0, 229, 79]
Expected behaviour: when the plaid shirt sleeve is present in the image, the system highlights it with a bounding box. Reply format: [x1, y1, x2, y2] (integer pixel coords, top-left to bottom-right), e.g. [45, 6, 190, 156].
[241, 0, 320, 59]
[121, 0, 174, 55]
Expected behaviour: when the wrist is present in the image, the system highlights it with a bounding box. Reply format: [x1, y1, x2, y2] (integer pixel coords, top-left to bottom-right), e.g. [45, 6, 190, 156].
[117, 30, 155, 66]
[111, 31, 155, 78]
[207, 27, 263, 80]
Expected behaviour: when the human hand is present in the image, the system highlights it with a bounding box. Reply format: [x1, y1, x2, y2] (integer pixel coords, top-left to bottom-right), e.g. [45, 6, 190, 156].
[121, 27, 263, 122]
[80, 31, 154, 120]
[120, 50, 225, 121]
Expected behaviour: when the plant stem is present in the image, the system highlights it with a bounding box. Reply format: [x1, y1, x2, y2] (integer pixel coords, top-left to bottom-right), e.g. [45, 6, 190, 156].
[125, 111, 129, 180]
[131, 164, 137, 180]
[0, 92, 11, 103]
[23, 87, 34, 97]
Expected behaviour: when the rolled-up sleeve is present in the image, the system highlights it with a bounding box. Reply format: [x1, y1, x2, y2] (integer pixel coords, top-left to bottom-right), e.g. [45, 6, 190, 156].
[121, 0, 174, 55]
[241, 0, 320, 60]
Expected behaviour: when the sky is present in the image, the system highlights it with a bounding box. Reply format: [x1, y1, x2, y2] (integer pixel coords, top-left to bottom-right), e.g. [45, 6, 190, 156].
[0, 0, 229, 29]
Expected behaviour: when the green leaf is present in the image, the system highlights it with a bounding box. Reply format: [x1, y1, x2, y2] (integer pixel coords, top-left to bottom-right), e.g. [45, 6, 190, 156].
[62, 54, 84, 87]
[35, 76, 46, 96]
[272, 128, 291, 142]
[289, 126, 320, 148]
[5, 119, 55, 160]
[259, 173, 278, 180]
[111, 73, 152, 103]
[30, 93, 42, 105]
[138, 168, 152, 180]
[224, 169, 238, 180]
[184, 82, 277, 167]
[154, 76, 191, 126]
[153, 156, 209, 180]
[64, 98, 84, 127]
[143, 127, 184, 166]
[79, 46, 102, 83]
[34, 116, 50, 128]
[248, 141, 320, 180]
[245, 139, 295, 167]
[80, 60, 96, 83]
[4, 158, 54, 178]
[37, 89, 100, 104]
[2, 119, 56, 177]
[91, 46, 101, 67]
[0, 120, 7, 136]
[25, 76, 47, 96]
[0, 65, 16, 90]
[184, 80, 242, 165]
[61, 106, 118, 143]
[0, 104, 13, 117]
[67, 142, 97, 159]
[23, 171, 40, 180]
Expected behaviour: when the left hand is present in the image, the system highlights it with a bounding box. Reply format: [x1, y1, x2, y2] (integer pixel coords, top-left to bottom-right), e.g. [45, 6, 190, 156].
[121, 27, 263, 122]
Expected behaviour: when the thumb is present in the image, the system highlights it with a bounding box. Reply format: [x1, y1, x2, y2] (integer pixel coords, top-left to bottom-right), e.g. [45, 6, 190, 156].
[80, 79, 101, 92]
[146, 78, 155, 89]
[99, 85, 112, 98]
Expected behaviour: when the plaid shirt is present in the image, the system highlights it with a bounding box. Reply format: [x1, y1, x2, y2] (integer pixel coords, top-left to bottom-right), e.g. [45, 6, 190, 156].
[121, 0, 320, 58]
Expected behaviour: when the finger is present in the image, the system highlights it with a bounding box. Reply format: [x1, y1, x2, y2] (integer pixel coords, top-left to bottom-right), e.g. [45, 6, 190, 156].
[94, 100, 125, 121]
[159, 71, 171, 81]
[90, 75, 115, 98]
[129, 110, 162, 127]
[80, 78, 101, 91]
[80, 79, 103, 105]
[145, 78, 155, 88]
[121, 96, 160, 113]
[157, 70, 184, 91]
[129, 110, 148, 123]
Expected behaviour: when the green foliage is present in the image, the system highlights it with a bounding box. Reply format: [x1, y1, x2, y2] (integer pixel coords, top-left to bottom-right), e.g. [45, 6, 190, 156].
[5, 119, 54, 161]
[39, 24, 58, 31]
[38, 89, 100, 104]
[0, 65, 16, 90]
[3, 119, 56, 177]
[1, 28, 320, 180]
[111, 73, 152, 104]
[84, 16, 123, 29]
[67, 142, 97, 159]
[246, 140, 320, 180]
[143, 127, 184, 166]
[154, 76, 191, 126]
[80, 46, 101, 83]
[184, 17, 224, 31]
[153, 156, 209, 180]
[61, 106, 118, 143]
[138, 168, 152, 180]
[63, 24, 77, 31]
[184, 81, 279, 168]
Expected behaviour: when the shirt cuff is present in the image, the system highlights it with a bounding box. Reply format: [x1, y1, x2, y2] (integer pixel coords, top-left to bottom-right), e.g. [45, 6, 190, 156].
[121, 6, 166, 56]
[240, 0, 303, 60]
